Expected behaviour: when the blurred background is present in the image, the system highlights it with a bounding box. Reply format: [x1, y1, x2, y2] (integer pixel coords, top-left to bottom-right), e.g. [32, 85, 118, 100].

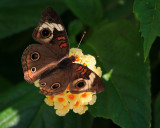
[0, 0, 160, 128]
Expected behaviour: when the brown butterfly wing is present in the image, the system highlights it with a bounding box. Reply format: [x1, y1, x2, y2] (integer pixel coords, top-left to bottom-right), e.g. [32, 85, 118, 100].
[69, 64, 105, 94]
[21, 44, 60, 84]
[32, 7, 69, 59]
[39, 64, 72, 96]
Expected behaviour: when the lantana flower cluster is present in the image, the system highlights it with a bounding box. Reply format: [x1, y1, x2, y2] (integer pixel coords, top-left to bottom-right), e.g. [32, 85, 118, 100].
[35, 48, 102, 116]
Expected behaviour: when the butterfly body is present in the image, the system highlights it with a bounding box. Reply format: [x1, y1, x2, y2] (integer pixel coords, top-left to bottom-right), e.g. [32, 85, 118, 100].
[21, 7, 105, 96]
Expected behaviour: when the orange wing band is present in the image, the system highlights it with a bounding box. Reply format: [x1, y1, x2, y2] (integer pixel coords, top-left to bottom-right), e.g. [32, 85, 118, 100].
[26, 55, 33, 79]
[60, 43, 67, 48]
[76, 66, 83, 71]
[81, 69, 87, 75]
[58, 36, 65, 40]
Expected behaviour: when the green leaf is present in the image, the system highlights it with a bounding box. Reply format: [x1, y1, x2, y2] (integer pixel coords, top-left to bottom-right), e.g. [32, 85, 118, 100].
[63, 112, 93, 128]
[65, 0, 103, 27]
[0, 82, 94, 128]
[84, 20, 151, 128]
[154, 92, 160, 128]
[68, 20, 83, 36]
[133, 0, 160, 60]
[102, 0, 134, 21]
[0, 76, 13, 92]
[0, 28, 33, 53]
[0, 0, 66, 39]
[68, 20, 84, 44]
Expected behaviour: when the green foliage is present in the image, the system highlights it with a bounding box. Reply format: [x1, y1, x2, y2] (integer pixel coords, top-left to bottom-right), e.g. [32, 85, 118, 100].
[65, 0, 103, 27]
[68, 20, 84, 43]
[154, 92, 160, 128]
[0, 83, 93, 128]
[102, 0, 134, 21]
[0, 0, 66, 39]
[86, 20, 150, 128]
[134, 0, 160, 60]
[0, 77, 13, 92]
[1, 0, 160, 127]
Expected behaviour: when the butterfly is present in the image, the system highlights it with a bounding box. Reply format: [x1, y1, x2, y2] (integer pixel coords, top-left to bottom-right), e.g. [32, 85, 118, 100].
[21, 7, 105, 96]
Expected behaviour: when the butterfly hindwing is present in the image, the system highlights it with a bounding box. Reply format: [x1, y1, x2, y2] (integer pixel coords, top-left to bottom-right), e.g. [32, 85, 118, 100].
[39, 62, 72, 96]
[69, 64, 105, 94]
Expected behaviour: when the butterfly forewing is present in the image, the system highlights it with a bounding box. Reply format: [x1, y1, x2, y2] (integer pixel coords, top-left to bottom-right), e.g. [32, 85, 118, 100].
[32, 7, 69, 59]
[21, 44, 60, 83]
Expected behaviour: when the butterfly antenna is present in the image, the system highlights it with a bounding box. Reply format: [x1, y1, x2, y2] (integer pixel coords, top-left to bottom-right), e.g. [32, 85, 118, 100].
[77, 31, 86, 48]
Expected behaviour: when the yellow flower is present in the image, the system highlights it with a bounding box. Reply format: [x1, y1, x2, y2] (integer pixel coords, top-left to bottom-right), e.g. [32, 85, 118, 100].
[66, 92, 80, 106]
[34, 48, 103, 116]
[78, 106, 88, 115]
[72, 101, 89, 115]
[69, 48, 83, 63]
[44, 96, 54, 106]
[69, 48, 84, 57]
[56, 104, 70, 116]
[72, 101, 83, 113]
[34, 79, 40, 87]
[89, 95, 97, 105]
[81, 55, 96, 70]
[53, 94, 68, 109]
[93, 66, 102, 77]
[79, 92, 93, 105]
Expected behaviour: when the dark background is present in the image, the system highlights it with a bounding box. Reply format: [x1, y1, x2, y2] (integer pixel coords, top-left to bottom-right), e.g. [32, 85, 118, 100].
[0, 0, 160, 128]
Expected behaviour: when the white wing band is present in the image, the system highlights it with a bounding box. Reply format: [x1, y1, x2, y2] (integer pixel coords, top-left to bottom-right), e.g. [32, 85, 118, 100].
[40, 22, 64, 32]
